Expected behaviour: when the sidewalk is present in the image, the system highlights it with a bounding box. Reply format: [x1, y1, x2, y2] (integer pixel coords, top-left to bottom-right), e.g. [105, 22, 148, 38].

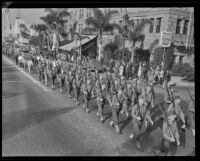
[170, 76, 194, 87]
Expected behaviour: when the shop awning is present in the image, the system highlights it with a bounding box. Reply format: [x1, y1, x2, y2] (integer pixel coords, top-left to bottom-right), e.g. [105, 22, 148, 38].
[59, 35, 97, 51]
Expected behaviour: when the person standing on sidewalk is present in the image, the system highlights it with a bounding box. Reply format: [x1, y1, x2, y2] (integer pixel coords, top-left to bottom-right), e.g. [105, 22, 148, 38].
[163, 70, 171, 88]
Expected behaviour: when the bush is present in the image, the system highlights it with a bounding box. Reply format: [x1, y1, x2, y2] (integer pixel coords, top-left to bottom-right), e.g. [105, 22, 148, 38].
[133, 48, 150, 65]
[153, 43, 175, 70]
[171, 62, 194, 82]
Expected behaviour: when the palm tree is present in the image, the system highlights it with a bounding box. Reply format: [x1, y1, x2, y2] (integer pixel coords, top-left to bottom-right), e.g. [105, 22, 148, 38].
[30, 24, 48, 49]
[83, 8, 119, 61]
[126, 19, 152, 62]
[40, 8, 70, 53]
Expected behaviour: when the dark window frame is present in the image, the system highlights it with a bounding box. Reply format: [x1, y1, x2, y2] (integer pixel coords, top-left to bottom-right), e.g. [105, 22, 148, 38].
[149, 18, 154, 33]
[183, 20, 189, 34]
[156, 17, 162, 33]
[176, 19, 182, 34]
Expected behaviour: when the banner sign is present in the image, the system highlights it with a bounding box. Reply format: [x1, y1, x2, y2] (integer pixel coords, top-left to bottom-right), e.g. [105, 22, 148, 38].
[160, 31, 172, 47]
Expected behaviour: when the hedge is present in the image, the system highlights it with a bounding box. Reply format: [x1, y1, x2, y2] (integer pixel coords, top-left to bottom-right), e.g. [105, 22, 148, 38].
[153, 43, 175, 71]
[171, 63, 194, 82]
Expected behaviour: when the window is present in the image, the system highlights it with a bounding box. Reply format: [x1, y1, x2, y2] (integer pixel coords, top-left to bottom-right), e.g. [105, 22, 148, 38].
[179, 56, 184, 63]
[149, 18, 154, 33]
[156, 17, 162, 33]
[183, 20, 189, 34]
[176, 19, 182, 34]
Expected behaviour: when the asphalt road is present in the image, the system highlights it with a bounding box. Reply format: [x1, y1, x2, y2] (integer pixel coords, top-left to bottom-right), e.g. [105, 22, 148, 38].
[2, 55, 195, 156]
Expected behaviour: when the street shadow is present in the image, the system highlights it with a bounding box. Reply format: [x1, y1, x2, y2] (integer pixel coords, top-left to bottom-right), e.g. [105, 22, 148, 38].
[3, 67, 19, 73]
[119, 117, 132, 133]
[2, 106, 77, 140]
[2, 90, 22, 99]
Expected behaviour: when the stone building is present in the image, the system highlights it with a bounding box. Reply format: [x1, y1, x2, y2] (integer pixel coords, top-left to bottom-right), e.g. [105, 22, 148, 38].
[64, 8, 194, 65]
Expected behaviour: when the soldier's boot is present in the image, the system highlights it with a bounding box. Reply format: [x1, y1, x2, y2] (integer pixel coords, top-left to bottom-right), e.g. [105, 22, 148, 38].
[86, 108, 89, 113]
[100, 116, 104, 123]
[125, 111, 129, 118]
[96, 112, 100, 117]
[129, 134, 135, 140]
[115, 125, 121, 134]
[110, 121, 114, 128]
[60, 88, 63, 93]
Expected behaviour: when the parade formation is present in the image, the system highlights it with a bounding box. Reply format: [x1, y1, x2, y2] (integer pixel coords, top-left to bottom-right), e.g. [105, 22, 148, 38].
[2, 42, 195, 156]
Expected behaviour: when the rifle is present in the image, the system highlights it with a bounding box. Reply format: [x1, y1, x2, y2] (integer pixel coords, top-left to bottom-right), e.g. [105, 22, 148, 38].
[185, 87, 194, 104]
[157, 103, 175, 141]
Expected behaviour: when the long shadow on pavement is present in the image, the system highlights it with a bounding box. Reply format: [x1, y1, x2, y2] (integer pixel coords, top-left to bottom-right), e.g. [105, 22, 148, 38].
[2, 106, 77, 140]
[2, 90, 22, 99]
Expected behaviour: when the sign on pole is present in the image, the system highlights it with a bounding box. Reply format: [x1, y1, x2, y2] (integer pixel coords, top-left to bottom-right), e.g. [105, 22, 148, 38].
[160, 31, 172, 47]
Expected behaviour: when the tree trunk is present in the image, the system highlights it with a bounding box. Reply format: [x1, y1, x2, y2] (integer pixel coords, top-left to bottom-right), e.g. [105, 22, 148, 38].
[98, 30, 103, 61]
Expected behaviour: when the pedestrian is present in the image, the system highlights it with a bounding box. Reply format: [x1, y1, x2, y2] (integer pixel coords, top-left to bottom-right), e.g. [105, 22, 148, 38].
[163, 70, 171, 88]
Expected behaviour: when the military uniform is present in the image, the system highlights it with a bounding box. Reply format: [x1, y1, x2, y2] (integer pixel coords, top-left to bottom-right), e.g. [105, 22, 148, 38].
[158, 111, 180, 156]
[110, 87, 123, 134]
[188, 99, 195, 136]
[96, 77, 106, 122]
[83, 76, 93, 113]
[74, 71, 82, 105]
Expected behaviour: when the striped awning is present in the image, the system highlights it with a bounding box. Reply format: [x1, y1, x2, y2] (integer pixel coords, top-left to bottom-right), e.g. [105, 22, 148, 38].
[59, 35, 97, 51]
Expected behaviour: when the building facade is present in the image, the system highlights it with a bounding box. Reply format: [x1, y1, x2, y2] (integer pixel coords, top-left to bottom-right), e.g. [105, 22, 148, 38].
[64, 8, 195, 65]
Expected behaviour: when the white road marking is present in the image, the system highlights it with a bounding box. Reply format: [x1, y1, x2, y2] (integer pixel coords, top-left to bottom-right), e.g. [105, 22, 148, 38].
[3, 56, 51, 92]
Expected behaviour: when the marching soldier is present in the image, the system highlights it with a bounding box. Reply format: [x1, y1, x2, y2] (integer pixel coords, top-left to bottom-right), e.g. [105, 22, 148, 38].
[82, 72, 93, 113]
[96, 74, 106, 122]
[143, 83, 156, 109]
[67, 69, 74, 98]
[188, 93, 195, 136]
[129, 98, 153, 150]
[59, 65, 65, 94]
[121, 83, 132, 117]
[155, 111, 180, 156]
[110, 85, 123, 134]
[167, 96, 186, 129]
[73, 69, 82, 106]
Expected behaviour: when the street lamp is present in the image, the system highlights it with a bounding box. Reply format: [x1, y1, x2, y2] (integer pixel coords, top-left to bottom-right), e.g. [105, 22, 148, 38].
[122, 9, 129, 62]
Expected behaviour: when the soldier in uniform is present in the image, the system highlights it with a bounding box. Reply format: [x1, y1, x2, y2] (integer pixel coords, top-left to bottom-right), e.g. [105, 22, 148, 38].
[121, 83, 132, 117]
[167, 96, 186, 129]
[110, 86, 123, 134]
[73, 68, 82, 106]
[67, 69, 74, 98]
[155, 111, 180, 156]
[143, 83, 156, 109]
[129, 98, 153, 150]
[59, 65, 65, 93]
[188, 94, 195, 136]
[83, 72, 93, 113]
[96, 74, 106, 122]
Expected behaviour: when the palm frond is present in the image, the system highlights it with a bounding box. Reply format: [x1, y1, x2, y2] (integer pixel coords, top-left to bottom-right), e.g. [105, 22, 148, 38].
[85, 17, 99, 29]
[92, 8, 104, 23]
[133, 19, 152, 34]
[58, 10, 70, 19]
[106, 10, 119, 21]
[109, 23, 123, 33]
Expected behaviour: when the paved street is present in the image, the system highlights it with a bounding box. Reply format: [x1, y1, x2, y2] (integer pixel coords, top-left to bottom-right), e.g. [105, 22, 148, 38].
[2, 55, 195, 156]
